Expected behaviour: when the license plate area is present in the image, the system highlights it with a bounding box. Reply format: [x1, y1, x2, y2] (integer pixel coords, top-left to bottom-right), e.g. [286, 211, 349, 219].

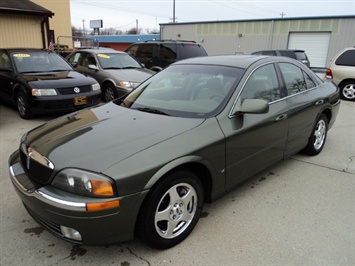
[74, 96, 87, 105]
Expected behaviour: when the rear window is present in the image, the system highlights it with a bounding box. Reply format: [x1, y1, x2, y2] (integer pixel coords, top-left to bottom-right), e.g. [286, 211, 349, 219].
[294, 52, 307, 60]
[279, 50, 297, 59]
[335, 50, 355, 67]
[178, 43, 207, 59]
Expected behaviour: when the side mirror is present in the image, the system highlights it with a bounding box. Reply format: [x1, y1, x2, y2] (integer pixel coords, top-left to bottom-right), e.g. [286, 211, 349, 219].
[88, 64, 99, 71]
[232, 98, 269, 116]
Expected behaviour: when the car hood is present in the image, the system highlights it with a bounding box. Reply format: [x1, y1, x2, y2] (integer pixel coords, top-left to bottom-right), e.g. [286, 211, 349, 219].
[23, 102, 204, 173]
[17, 71, 96, 88]
[104, 68, 154, 82]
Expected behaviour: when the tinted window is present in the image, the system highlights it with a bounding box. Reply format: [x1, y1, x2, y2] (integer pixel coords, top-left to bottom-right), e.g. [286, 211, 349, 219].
[279, 63, 310, 95]
[335, 50, 355, 67]
[178, 43, 207, 59]
[262, 51, 277, 56]
[294, 51, 307, 60]
[135, 44, 156, 59]
[159, 44, 177, 60]
[279, 50, 296, 59]
[241, 64, 281, 102]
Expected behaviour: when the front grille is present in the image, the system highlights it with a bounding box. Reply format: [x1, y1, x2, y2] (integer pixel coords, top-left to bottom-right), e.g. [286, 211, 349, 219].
[58, 85, 92, 95]
[20, 149, 54, 185]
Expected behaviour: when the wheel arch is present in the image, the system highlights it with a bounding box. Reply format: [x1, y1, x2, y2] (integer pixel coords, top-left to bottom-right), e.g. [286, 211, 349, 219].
[143, 156, 214, 203]
[338, 78, 355, 89]
[12, 84, 27, 102]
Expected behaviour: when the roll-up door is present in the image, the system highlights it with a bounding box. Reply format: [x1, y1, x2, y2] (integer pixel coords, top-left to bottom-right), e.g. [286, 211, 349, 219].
[288, 32, 331, 68]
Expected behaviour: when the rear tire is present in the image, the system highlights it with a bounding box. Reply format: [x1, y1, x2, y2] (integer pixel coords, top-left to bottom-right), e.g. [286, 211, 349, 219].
[137, 169, 204, 249]
[339, 80, 355, 101]
[16, 91, 32, 119]
[303, 114, 328, 155]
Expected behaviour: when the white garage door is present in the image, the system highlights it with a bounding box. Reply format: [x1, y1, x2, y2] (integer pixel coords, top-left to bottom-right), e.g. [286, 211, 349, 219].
[288, 32, 331, 68]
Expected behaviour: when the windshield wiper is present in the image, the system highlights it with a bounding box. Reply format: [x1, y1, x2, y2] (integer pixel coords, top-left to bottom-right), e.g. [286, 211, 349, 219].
[134, 107, 170, 116]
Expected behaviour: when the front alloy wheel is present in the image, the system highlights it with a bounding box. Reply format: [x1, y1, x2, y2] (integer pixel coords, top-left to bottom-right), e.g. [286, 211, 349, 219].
[137, 169, 204, 249]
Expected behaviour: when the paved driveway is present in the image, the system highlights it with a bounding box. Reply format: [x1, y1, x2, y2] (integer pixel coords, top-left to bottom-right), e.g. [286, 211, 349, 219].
[0, 100, 354, 265]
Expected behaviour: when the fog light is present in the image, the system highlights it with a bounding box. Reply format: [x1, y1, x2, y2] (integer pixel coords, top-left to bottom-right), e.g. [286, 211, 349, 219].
[60, 225, 82, 241]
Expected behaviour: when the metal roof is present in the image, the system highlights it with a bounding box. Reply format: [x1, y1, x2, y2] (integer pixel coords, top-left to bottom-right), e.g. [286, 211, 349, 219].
[90, 34, 160, 43]
[0, 0, 54, 17]
[160, 15, 355, 26]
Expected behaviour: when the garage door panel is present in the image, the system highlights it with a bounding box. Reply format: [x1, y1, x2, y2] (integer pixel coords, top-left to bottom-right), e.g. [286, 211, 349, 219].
[288, 32, 331, 68]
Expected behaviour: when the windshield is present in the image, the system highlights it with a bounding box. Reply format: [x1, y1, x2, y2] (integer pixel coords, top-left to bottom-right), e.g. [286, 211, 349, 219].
[97, 53, 142, 69]
[11, 51, 73, 73]
[121, 64, 244, 118]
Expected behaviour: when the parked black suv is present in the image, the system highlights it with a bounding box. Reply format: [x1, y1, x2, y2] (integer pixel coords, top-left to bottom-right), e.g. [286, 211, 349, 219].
[125, 40, 208, 71]
[252, 49, 310, 67]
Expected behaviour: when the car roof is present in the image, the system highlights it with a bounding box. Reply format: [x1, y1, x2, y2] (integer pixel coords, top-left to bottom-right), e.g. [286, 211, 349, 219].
[1, 48, 50, 53]
[172, 54, 275, 69]
[75, 48, 125, 54]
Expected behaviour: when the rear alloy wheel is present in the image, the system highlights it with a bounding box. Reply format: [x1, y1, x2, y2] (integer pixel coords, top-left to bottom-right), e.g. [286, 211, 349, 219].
[137, 169, 204, 249]
[304, 114, 328, 155]
[102, 83, 118, 102]
[16, 91, 32, 119]
[339, 80, 355, 101]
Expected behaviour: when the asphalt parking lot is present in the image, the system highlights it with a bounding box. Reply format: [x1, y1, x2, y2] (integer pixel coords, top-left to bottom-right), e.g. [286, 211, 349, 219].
[0, 100, 354, 266]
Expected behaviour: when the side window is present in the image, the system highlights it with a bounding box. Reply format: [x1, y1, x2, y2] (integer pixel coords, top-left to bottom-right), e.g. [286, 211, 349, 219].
[241, 64, 281, 102]
[82, 53, 97, 67]
[136, 44, 155, 59]
[0, 52, 11, 69]
[68, 52, 82, 65]
[335, 50, 355, 67]
[303, 71, 316, 89]
[126, 45, 138, 57]
[279, 63, 309, 95]
[159, 44, 177, 60]
[262, 51, 277, 56]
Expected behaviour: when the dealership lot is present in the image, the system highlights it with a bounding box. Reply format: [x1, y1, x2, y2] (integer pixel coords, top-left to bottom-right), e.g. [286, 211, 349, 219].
[0, 100, 354, 265]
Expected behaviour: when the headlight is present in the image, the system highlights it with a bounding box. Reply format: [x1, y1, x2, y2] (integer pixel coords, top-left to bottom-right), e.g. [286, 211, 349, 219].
[52, 169, 115, 197]
[119, 81, 133, 88]
[31, 88, 57, 96]
[91, 83, 100, 91]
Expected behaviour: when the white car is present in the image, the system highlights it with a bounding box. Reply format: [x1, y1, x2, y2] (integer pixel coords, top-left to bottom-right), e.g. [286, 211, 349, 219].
[325, 47, 355, 101]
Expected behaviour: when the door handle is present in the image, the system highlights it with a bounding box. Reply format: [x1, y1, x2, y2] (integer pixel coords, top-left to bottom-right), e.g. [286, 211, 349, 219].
[276, 114, 288, 121]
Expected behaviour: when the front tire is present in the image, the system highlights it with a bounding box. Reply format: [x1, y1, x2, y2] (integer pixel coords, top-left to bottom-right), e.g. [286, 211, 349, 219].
[16, 91, 32, 119]
[304, 114, 328, 155]
[102, 83, 117, 102]
[137, 169, 204, 249]
[339, 80, 355, 101]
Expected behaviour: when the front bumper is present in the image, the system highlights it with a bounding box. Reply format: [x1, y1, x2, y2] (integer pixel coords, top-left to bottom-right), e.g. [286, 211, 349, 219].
[28, 91, 102, 115]
[9, 151, 148, 245]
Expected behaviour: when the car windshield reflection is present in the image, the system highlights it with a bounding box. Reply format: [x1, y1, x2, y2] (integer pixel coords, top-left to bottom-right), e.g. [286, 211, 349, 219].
[97, 53, 142, 70]
[12, 51, 73, 73]
[122, 64, 244, 118]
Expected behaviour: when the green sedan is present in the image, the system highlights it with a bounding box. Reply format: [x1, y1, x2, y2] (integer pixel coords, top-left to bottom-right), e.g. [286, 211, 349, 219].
[9, 55, 340, 249]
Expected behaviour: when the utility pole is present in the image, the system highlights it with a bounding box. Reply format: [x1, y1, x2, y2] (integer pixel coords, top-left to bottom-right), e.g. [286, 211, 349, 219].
[173, 0, 176, 23]
[82, 19, 86, 36]
[280, 11, 286, 18]
[136, 19, 138, 34]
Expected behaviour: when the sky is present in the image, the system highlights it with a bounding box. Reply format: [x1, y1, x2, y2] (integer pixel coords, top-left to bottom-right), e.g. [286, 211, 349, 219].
[70, 0, 355, 33]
